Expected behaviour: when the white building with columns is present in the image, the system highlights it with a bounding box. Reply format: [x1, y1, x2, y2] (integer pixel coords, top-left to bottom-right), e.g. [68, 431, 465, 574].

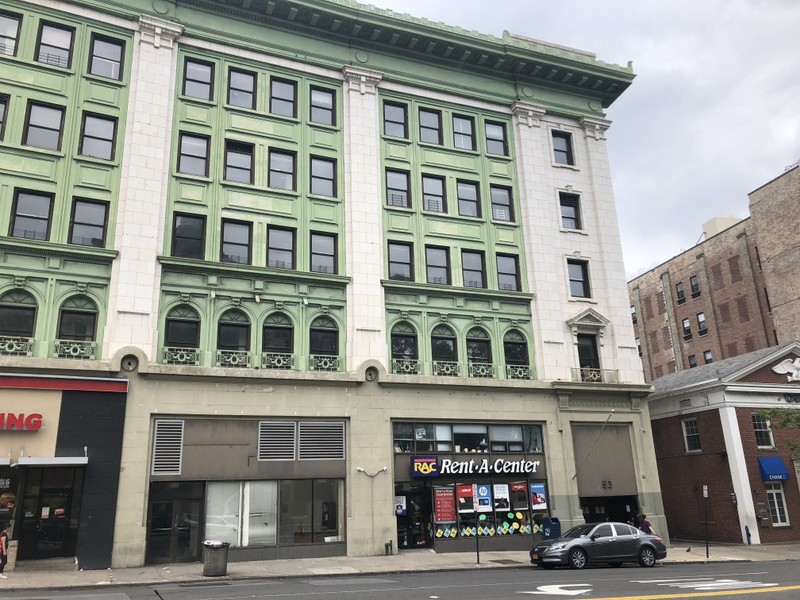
[0, 0, 663, 570]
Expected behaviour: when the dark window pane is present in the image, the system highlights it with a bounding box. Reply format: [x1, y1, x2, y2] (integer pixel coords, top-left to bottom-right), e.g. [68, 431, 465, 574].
[311, 157, 335, 196]
[386, 170, 409, 208]
[310, 329, 337, 355]
[269, 151, 295, 190]
[263, 325, 293, 352]
[70, 200, 107, 246]
[422, 176, 445, 213]
[218, 323, 249, 351]
[0, 306, 35, 337]
[490, 186, 512, 221]
[166, 319, 199, 347]
[173, 214, 205, 259]
[457, 181, 479, 217]
[419, 109, 441, 144]
[225, 141, 253, 183]
[485, 122, 507, 155]
[58, 310, 96, 340]
[268, 228, 294, 269]
[311, 233, 335, 273]
[388, 242, 412, 281]
[453, 115, 474, 150]
[178, 135, 208, 176]
[552, 131, 574, 165]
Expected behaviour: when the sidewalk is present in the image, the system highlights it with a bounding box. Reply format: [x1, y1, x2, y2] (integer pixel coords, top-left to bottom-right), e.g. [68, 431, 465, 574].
[3, 542, 800, 592]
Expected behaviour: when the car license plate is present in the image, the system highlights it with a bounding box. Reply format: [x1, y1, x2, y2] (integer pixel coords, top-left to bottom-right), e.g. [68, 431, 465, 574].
[532, 553, 539, 561]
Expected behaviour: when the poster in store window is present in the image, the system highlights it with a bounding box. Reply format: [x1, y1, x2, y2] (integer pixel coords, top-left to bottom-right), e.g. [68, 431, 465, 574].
[510, 482, 528, 510]
[530, 482, 547, 510]
[433, 486, 456, 523]
[493, 484, 510, 510]
[394, 495, 407, 516]
[456, 484, 475, 513]
[475, 484, 492, 512]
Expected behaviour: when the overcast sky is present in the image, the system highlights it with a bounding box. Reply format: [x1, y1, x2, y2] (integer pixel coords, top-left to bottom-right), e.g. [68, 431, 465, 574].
[364, 0, 800, 279]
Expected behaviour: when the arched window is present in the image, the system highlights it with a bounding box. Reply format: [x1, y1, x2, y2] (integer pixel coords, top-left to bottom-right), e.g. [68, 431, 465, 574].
[431, 324, 458, 376]
[163, 305, 201, 365]
[0, 290, 37, 338]
[262, 313, 294, 369]
[309, 316, 338, 356]
[216, 309, 251, 368]
[466, 327, 493, 378]
[165, 305, 200, 348]
[0, 290, 37, 356]
[57, 296, 98, 341]
[391, 322, 419, 374]
[217, 309, 250, 352]
[504, 329, 530, 379]
[466, 327, 491, 363]
[309, 316, 339, 372]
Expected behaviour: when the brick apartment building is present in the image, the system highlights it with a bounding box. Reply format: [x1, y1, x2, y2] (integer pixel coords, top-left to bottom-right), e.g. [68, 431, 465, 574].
[629, 162, 799, 383]
[632, 163, 800, 544]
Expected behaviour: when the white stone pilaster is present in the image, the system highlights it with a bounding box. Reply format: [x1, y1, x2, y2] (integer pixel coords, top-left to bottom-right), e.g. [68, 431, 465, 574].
[104, 15, 183, 361]
[342, 66, 387, 370]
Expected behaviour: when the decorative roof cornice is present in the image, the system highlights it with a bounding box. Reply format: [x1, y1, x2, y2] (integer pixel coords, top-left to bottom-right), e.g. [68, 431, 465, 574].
[175, 0, 635, 108]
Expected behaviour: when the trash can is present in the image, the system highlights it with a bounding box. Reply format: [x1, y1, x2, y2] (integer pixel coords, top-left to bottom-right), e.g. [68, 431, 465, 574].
[202, 540, 230, 576]
[542, 517, 561, 540]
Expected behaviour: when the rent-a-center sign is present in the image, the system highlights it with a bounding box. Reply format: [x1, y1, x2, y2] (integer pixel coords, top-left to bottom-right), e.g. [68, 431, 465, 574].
[412, 456, 540, 478]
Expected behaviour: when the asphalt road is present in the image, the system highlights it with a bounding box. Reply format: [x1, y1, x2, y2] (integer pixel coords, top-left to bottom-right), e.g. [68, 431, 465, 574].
[5, 561, 800, 600]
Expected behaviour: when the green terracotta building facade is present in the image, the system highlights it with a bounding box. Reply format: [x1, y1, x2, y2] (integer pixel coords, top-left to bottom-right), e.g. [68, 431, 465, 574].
[0, 0, 664, 570]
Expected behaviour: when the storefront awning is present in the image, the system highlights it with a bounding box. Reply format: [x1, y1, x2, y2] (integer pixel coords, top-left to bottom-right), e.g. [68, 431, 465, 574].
[758, 456, 790, 482]
[13, 457, 89, 467]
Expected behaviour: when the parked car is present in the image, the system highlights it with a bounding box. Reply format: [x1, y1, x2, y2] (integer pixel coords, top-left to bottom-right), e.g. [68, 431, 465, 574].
[530, 521, 667, 569]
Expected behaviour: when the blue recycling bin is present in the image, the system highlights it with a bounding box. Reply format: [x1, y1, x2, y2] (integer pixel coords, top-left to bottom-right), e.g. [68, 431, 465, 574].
[542, 517, 561, 540]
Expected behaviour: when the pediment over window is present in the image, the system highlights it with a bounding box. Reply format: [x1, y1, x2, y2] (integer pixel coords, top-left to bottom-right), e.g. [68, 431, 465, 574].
[566, 308, 610, 336]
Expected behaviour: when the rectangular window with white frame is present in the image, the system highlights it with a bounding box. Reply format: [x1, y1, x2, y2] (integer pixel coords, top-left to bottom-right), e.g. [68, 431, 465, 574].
[765, 482, 789, 526]
[682, 417, 701, 452]
[752, 414, 774, 448]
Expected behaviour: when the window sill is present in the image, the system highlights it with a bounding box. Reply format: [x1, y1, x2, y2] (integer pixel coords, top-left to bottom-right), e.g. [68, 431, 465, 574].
[178, 94, 217, 107]
[174, 172, 212, 184]
[75, 154, 117, 168]
[559, 227, 588, 236]
[84, 73, 126, 88]
[308, 121, 341, 133]
[308, 192, 341, 203]
[568, 297, 597, 304]
[552, 162, 580, 171]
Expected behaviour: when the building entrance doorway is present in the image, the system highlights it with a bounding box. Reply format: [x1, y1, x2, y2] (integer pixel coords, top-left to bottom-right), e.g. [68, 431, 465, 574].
[580, 495, 639, 524]
[395, 481, 432, 549]
[18, 467, 84, 560]
[146, 481, 204, 564]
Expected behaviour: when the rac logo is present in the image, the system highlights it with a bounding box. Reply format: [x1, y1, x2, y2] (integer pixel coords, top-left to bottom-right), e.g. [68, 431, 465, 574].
[411, 456, 439, 477]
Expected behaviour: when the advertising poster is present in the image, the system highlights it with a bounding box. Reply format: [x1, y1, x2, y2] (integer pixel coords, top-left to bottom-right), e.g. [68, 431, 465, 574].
[394, 495, 407, 516]
[530, 482, 547, 510]
[510, 482, 528, 510]
[475, 484, 493, 512]
[433, 486, 457, 524]
[456, 484, 475, 513]
[493, 483, 510, 511]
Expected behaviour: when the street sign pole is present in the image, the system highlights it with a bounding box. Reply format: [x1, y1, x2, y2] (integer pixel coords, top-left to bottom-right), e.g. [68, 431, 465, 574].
[703, 484, 709, 559]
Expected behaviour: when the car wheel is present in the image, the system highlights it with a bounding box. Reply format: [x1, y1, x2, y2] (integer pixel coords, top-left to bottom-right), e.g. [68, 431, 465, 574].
[638, 546, 657, 567]
[569, 548, 587, 570]
[608, 562, 623, 568]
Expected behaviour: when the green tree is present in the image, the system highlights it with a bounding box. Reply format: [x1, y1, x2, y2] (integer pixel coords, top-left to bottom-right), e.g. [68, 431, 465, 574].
[758, 408, 800, 460]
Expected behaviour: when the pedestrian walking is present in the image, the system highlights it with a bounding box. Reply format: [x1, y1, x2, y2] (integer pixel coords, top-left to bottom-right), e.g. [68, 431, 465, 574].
[0, 521, 10, 578]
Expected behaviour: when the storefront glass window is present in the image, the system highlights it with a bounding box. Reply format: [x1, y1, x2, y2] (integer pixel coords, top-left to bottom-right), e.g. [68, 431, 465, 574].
[523, 425, 544, 453]
[453, 424, 488, 453]
[279, 480, 313, 544]
[206, 481, 240, 545]
[313, 479, 343, 542]
[246, 481, 277, 546]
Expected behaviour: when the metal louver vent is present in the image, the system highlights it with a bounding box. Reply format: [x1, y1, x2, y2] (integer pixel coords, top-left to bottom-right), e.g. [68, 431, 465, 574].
[152, 420, 184, 475]
[298, 421, 345, 460]
[258, 421, 297, 461]
[679, 399, 692, 409]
